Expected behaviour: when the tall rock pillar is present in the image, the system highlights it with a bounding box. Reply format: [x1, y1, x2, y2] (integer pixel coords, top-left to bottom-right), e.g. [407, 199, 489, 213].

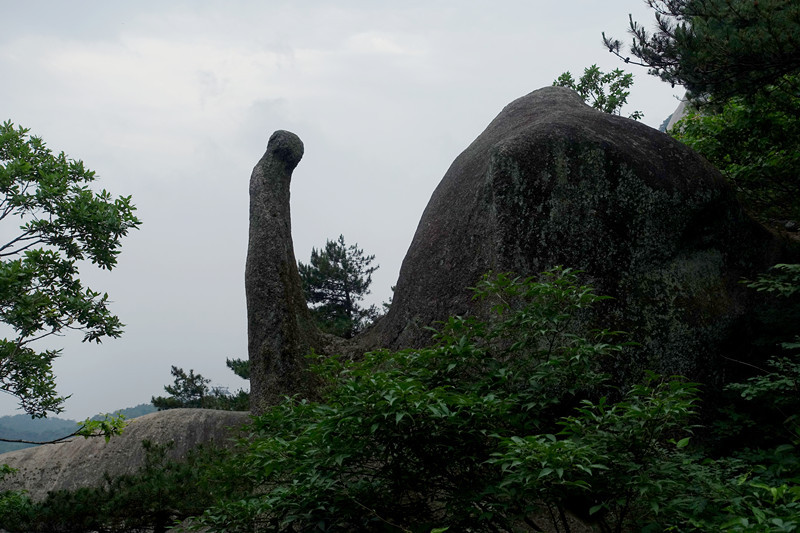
[245, 130, 318, 414]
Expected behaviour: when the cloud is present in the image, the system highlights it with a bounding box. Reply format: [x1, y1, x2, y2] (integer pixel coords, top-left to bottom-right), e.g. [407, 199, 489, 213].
[0, 1, 684, 419]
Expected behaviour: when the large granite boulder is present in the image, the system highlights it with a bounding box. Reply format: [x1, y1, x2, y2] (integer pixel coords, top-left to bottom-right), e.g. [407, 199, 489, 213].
[0, 409, 248, 501]
[246, 86, 795, 408]
[371, 86, 792, 382]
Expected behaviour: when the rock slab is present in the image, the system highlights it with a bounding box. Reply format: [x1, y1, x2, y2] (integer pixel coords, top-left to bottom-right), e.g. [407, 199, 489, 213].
[0, 409, 249, 501]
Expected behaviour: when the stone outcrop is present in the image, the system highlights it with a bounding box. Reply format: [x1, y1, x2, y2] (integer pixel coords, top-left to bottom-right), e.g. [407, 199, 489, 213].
[0, 409, 248, 501]
[245, 130, 325, 414]
[247, 86, 795, 407]
[369, 86, 792, 383]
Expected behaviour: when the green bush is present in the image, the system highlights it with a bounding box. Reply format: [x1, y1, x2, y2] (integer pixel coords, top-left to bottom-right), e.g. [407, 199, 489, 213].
[195, 269, 710, 532]
[5, 267, 798, 531]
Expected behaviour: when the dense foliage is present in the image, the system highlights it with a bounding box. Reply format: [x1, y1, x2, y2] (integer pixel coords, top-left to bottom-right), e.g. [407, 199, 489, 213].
[553, 64, 643, 120]
[602, 0, 800, 101]
[604, 1, 800, 225]
[670, 74, 800, 222]
[2, 269, 798, 531]
[299, 234, 379, 338]
[0, 121, 140, 417]
[189, 269, 799, 532]
[195, 269, 630, 531]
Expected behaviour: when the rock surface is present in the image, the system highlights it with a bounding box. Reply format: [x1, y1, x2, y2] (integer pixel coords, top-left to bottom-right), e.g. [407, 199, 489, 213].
[366, 86, 793, 383]
[245, 130, 325, 413]
[246, 86, 794, 406]
[665, 96, 690, 131]
[0, 409, 249, 501]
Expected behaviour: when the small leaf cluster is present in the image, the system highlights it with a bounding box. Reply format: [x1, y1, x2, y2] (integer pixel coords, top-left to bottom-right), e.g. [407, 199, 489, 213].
[746, 264, 800, 299]
[77, 412, 128, 443]
[553, 64, 643, 120]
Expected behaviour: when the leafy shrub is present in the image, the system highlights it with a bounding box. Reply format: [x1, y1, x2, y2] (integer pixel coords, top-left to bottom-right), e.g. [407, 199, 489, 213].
[6, 267, 798, 531]
[195, 268, 713, 532]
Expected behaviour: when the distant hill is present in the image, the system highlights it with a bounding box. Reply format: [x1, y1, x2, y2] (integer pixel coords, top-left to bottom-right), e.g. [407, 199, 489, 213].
[0, 403, 158, 455]
[91, 403, 158, 421]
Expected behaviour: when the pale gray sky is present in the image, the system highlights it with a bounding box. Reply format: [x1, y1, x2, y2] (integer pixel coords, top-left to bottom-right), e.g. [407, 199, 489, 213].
[0, 1, 682, 419]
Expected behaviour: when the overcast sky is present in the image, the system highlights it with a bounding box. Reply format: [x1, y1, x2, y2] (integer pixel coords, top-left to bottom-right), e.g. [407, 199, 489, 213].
[0, 1, 683, 420]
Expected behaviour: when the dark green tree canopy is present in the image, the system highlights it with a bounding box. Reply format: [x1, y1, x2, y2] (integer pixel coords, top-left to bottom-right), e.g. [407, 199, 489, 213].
[671, 76, 800, 221]
[298, 234, 379, 338]
[152, 367, 211, 410]
[603, 0, 800, 100]
[0, 121, 140, 417]
[605, 1, 800, 224]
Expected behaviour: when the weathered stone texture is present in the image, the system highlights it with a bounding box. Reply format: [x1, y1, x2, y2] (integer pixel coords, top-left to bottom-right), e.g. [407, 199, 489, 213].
[245, 87, 794, 405]
[245, 130, 322, 413]
[369, 86, 793, 383]
[0, 409, 248, 501]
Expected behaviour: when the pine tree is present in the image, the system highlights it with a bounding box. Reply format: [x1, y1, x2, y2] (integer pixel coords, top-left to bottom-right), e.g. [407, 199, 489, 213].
[605, 0, 800, 223]
[603, 0, 800, 101]
[298, 235, 379, 338]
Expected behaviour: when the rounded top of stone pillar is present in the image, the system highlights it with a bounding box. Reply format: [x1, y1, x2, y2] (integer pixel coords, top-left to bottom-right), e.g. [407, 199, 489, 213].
[267, 130, 304, 169]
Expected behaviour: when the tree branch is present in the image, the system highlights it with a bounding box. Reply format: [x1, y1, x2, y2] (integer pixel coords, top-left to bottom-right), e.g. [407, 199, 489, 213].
[0, 424, 106, 446]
